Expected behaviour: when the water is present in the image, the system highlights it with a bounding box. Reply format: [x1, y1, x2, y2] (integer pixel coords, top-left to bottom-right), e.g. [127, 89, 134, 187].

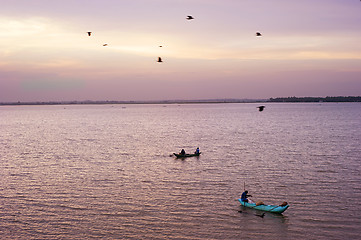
[1, 103, 360, 239]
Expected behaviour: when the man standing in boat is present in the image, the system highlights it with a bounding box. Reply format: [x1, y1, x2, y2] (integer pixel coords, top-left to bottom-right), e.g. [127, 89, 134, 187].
[241, 190, 252, 202]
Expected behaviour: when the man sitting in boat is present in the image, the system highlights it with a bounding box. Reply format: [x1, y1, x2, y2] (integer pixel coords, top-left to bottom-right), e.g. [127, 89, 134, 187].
[194, 147, 200, 154]
[180, 149, 186, 155]
[241, 190, 252, 202]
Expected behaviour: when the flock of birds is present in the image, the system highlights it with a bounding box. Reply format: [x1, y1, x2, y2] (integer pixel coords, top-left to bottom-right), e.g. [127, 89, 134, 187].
[87, 15, 264, 112]
[86, 15, 262, 64]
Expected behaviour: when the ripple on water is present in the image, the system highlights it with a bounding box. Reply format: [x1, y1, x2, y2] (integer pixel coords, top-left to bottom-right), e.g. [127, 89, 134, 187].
[1, 103, 361, 239]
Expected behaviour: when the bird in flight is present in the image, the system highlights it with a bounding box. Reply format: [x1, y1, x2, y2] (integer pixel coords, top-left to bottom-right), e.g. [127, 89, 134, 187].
[103, 44, 108, 46]
[256, 32, 262, 37]
[186, 16, 194, 20]
[257, 106, 265, 112]
[87, 32, 92, 36]
[157, 57, 163, 63]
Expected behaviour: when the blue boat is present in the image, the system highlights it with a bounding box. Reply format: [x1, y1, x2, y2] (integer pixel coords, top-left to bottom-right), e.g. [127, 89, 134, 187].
[238, 199, 289, 214]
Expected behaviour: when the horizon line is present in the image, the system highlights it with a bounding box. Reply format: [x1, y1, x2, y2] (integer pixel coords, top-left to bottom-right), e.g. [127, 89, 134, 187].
[1, 96, 360, 106]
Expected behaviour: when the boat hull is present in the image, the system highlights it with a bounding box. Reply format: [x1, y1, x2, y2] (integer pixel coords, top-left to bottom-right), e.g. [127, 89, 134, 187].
[173, 152, 201, 158]
[238, 199, 289, 214]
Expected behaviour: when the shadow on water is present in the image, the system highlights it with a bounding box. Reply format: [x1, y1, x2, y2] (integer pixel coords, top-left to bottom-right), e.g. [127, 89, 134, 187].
[236, 206, 291, 239]
[238, 206, 289, 224]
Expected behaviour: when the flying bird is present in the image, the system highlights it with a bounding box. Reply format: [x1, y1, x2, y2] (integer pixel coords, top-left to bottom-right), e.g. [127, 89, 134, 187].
[257, 106, 265, 112]
[186, 15, 194, 20]
[157, 57, 163, 63]
[256, 32, 262, 37]
[103, 44, 108, 46]
[87, 32, 92, 36]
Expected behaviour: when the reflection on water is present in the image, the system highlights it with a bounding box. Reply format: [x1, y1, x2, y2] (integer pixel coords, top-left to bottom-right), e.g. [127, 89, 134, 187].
[0, 103, 360, 239]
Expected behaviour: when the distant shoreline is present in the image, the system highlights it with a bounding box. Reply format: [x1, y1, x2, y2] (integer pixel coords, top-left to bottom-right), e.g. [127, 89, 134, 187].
[0, 96, 360, 106]
[269, 96, 361, 103]
[0, 99, 265, 106]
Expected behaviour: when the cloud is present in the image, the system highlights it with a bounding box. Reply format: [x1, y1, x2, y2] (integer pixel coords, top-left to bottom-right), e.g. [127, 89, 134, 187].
[21, 78, 84, 91]
[0, 0, 360, 101]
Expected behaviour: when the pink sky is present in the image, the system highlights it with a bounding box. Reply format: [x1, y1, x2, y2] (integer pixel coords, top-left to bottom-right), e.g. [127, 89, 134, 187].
[0, 0, 360, 102]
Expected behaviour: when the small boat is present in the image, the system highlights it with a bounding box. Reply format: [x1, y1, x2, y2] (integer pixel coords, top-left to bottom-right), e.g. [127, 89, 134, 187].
[173, 152, 201, 158]
[238, 199, 289, 214]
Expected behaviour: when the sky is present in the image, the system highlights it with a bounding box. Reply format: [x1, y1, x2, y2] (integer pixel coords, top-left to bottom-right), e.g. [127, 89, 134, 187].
[0, 0, 361, 102]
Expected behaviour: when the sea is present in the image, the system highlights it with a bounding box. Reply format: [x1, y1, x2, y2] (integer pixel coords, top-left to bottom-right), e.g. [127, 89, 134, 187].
[0, 103, 360, 240]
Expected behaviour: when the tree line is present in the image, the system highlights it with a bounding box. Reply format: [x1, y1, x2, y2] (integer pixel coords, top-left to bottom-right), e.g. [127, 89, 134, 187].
[269, 96, 361, 102]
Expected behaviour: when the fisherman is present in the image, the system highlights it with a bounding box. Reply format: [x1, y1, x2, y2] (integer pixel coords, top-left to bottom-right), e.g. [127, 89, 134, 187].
[241, 190, 252, 202]
[180, 149, 186, 155]
[195, 147, 200, 154]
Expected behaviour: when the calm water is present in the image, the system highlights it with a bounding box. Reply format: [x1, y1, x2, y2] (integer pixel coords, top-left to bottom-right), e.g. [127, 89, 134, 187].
[1, 103, 360, 239]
